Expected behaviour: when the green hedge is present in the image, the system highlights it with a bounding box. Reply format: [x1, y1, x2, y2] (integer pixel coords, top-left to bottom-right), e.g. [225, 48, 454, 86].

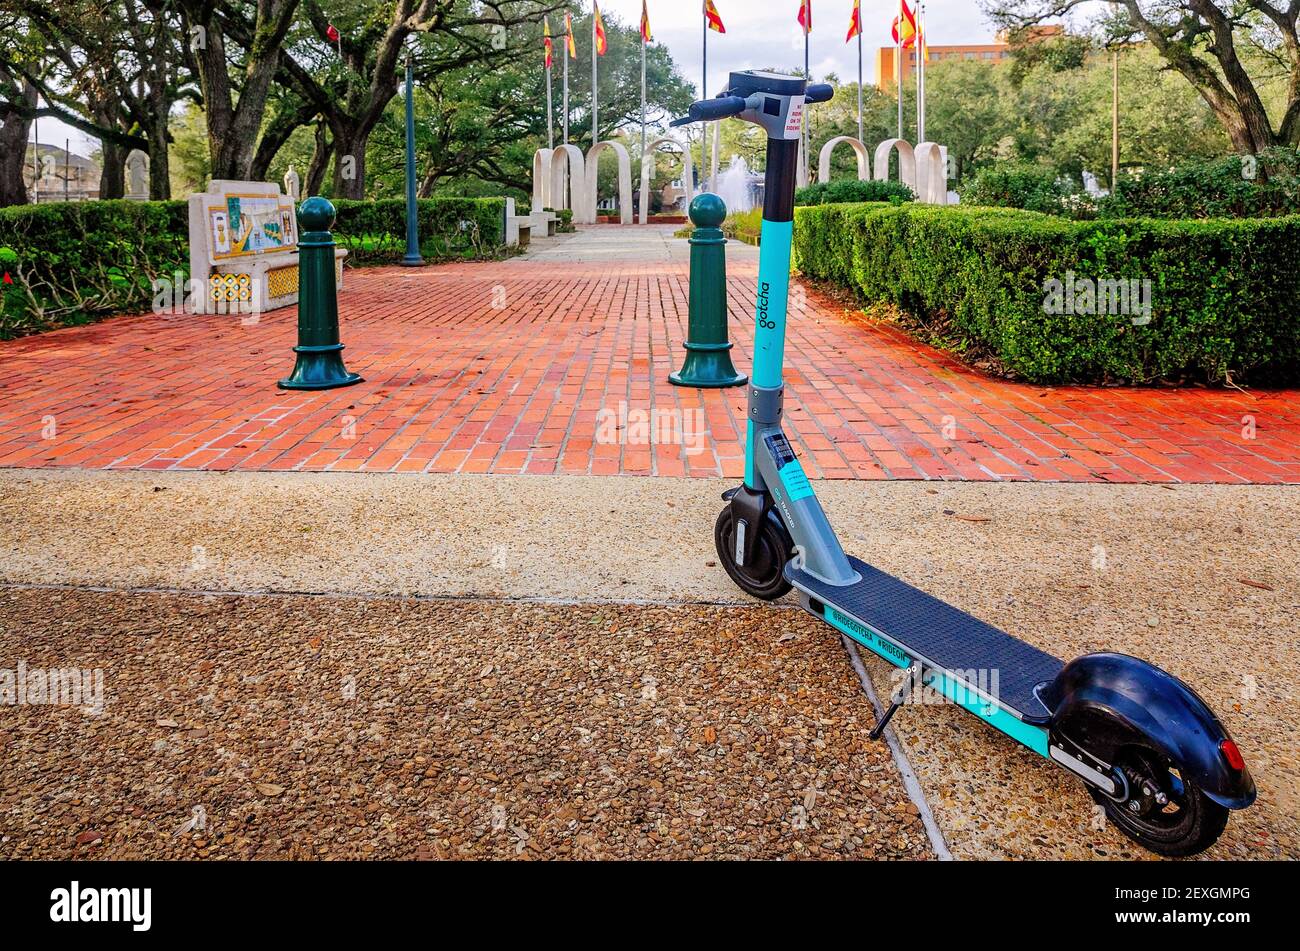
[795, 178, 915, 206]
[958, 164, 1089, 218]
[0, 200, 189, 337]
[0, 196, 508, 338]
[792, 202, 1300, 385]
[331, 197, 507, 265]
[1100, 149, 1300, 220]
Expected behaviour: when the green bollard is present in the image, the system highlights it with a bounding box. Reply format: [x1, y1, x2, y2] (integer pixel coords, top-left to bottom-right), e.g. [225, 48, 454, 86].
[279, 197, 363, 391]
[670, 194, 748, 390]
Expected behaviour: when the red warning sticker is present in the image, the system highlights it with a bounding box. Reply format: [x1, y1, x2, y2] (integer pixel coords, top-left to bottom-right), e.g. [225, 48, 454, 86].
[784, 98, 806, 138]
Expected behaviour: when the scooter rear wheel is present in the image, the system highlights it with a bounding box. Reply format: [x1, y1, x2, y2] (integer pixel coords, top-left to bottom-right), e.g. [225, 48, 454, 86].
[1093, 748, 1229, 857]
[714, 507, 793, 601]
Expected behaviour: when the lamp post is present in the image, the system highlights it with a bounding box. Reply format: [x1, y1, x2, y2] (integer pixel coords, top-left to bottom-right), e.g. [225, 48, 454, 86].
[402, 50, 423, 267]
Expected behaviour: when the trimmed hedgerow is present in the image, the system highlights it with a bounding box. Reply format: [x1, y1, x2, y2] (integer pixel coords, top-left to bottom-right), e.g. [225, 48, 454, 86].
[795, 178, 915, 206]
[331, 197, 507, 265]
[0, 200, 189, 337]
[1099, 149, 1300, 220]
[792, 201, 1300, 386]
[0, 196, 509, 338]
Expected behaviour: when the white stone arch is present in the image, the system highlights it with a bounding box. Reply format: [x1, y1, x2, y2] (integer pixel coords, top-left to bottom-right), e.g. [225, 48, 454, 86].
[818, 136, 872, 184]
[639, 137, 696, 225]
[549, 144, 586, 220]
[585, 141, 633, 225]
[874, 138, 917, 193]
[532, 148, 554, 212]
[915, 142, 950, 205]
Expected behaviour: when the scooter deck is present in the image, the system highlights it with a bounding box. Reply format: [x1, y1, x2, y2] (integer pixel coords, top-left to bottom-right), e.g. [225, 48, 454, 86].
[787, 556, 1063, 723]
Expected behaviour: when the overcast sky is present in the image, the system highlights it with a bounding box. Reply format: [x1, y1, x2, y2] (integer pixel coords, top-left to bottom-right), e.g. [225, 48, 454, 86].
[33, 1, 1105, 161]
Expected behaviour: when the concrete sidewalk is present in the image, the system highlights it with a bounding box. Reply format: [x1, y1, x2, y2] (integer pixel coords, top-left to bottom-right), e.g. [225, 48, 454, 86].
[2, 468, 1295, 859]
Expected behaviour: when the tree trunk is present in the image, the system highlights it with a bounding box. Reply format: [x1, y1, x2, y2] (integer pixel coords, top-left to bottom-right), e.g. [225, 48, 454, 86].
[184, 0, 300, 181]
[305, 122, 333, 197]
[0, 79, 36, 207]
[251, 100, 313, 181]
[331, 127, 369, 200]
[99, 140, 127, 199]
[147, 122, 171, 200]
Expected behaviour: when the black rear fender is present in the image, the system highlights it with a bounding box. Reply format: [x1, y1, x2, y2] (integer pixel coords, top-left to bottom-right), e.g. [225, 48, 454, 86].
[1041, 653, 1256, 810]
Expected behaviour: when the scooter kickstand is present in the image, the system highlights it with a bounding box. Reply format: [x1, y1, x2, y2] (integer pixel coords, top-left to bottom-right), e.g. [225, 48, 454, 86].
[869, 662, 924, 741]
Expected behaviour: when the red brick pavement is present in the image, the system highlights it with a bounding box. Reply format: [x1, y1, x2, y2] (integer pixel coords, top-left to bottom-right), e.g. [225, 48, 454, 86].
[0, 257, 1296, 483]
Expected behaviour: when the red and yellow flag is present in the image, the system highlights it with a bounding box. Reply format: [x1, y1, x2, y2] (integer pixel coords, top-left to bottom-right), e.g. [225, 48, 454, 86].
[564, 12, 577, 58]
[892, 1, 918, 49]
[543, 16, 554, 69]
[846, 0, 862, 42]
[704, 0, 725, 34]
[594, 2, 608, 55]
[797, 1, 812, 34]
[641, 0, 652, 43]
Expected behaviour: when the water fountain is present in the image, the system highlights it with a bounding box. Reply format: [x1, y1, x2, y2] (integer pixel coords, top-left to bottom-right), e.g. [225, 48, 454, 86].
[712, 156, 759, 214]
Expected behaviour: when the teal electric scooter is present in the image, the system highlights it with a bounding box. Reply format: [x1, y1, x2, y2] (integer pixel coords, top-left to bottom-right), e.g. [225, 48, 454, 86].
[673, 71, 1255, 857]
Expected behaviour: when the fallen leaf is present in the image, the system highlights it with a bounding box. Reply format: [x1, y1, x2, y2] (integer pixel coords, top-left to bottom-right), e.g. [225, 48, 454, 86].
[307, 636, 323, 651]
[701, 726, 717, 744]
[1238, 579, 1275, 592]
[255, 783, 286, 797]
[75, 830, 103, 846]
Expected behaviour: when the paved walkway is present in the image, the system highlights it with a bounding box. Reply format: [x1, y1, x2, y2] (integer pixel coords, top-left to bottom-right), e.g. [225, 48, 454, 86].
[0, 225, 1296, 483]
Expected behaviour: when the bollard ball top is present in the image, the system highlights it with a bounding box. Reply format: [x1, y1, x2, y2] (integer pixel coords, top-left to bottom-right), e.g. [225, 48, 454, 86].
[689, 193, 728, 229]
[298, 196, 336, 232]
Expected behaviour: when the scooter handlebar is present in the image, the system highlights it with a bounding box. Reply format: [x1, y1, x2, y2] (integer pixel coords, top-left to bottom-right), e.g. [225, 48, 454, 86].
[670, 95, 749, 127]
[805, 83, 834, 104]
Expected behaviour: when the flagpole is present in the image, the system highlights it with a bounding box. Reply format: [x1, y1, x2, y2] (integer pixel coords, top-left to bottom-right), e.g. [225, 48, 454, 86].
[702, 9, 708, 191]
[803, 18, 810, 185]
[916, 4, 922, 141]
[641, 20, 647, 160]
[592, 8, 599, 147]
[897, 0, 904, 139]
[857, 20, 864, 145]
[563, 23, 570, 145]
[547, 61, 555, 150]
[920, 3, 928, 142]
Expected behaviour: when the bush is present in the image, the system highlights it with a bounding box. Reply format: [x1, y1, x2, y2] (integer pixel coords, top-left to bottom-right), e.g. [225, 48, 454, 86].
[796, 178, 915, 206]
[0, 200, 189, 337]
[332, 197, 507, 265]
[0, 196, 509, 338]
[546, 208, 576, 233]
[792, 201, 1300, 385]
[1099, 149, 1300, 219]
[959, 163, 1090, 217]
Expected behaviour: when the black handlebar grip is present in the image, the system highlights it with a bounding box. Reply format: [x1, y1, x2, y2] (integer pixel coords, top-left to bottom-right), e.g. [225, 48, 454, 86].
[689, 96, 748, 123]
[806, 84, 834, 104]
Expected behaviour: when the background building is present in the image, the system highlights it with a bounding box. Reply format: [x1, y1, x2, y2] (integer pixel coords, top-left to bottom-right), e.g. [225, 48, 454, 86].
[22, 144, 102, 203]
[876, 25, 1064, 89]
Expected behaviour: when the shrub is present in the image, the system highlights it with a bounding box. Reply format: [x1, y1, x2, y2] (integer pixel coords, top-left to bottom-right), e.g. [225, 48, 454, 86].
[332, 197, 507, 265]
[959, 164, 1090, 217]
[547, 208, 576, 233]
[792, 201, 1300, 386]
[0, 196, 509, 338]
[796, 178, 915, 206]
[1099, 149, 1300, 219]
[0, 200, 189, 337]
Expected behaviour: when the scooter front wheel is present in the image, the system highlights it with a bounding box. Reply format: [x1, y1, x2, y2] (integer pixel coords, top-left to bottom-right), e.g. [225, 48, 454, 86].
[1092, 748, 1230, 857]
[714, 507, 793, 601]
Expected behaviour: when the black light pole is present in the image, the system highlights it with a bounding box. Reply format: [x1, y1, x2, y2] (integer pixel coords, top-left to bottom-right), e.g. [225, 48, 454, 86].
[402, 51, 424, 267]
